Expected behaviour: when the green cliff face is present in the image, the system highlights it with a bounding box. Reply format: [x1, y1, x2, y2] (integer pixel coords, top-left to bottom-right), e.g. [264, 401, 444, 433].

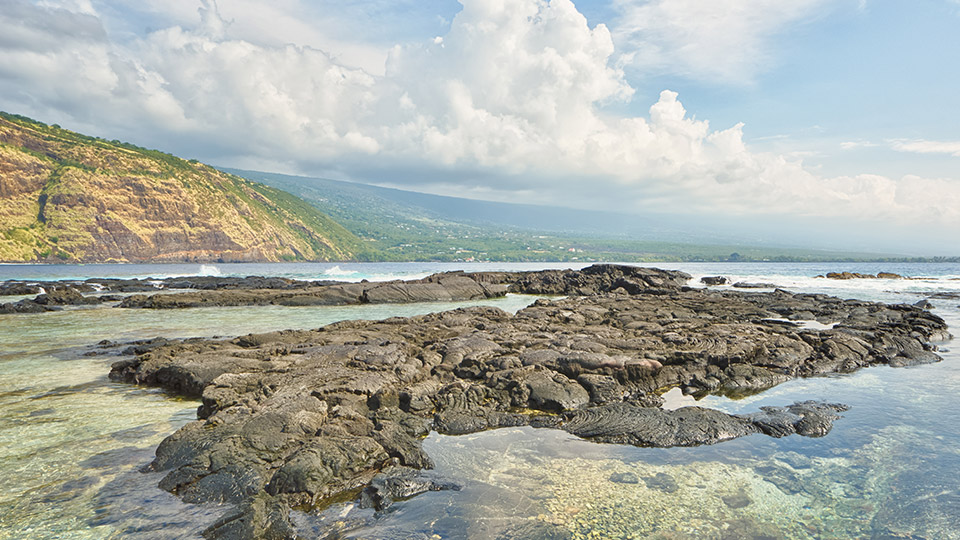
[0, 113, 368, 263]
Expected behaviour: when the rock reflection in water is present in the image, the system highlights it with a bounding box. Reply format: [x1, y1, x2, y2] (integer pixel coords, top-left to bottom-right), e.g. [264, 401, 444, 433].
[89, 464, 221, 540]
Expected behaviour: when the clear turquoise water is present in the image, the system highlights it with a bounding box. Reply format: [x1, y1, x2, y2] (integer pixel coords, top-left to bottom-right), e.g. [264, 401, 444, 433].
[0, 283, 544, 540]
[2, 262, 959, 539]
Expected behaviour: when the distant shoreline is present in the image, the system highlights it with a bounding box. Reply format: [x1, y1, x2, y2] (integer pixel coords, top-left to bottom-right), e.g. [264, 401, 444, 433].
[3, 257, 960, 266]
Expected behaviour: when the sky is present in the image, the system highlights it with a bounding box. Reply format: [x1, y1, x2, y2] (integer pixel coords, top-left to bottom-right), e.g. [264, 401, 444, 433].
[1, 0, 959, 255]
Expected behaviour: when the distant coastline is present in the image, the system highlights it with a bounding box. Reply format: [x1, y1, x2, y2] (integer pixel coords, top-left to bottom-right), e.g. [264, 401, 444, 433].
[3, 255, 960, 265]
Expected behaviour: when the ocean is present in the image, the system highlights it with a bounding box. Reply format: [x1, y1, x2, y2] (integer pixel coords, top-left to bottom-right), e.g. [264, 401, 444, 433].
[1, 262, 958, 539]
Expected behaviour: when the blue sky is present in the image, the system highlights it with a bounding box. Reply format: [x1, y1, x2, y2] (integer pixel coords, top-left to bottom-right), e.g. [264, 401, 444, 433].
[659, 1, 960, 179]
[1, 0, 958, 254]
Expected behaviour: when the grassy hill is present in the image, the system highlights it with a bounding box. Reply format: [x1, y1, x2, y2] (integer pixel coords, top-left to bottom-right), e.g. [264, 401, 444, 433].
[0, 113, 371, 263]
[225, 168, 903, 263]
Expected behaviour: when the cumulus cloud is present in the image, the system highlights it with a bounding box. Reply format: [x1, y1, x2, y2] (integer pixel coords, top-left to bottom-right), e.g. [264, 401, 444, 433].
[379, 0, 633, 171]
[1, 0, 958, 236]
[611, 0, 831, 83]
[114, 0, 440, 75]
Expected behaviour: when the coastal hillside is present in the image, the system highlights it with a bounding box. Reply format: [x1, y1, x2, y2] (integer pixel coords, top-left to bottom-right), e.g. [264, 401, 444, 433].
[227, 168, 905, 263]
[0, 113, 368, 263]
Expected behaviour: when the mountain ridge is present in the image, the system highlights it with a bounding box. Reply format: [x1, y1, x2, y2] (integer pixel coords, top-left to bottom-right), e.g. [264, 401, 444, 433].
[225, 167, 916, 262]
[0, 112, 369, 263]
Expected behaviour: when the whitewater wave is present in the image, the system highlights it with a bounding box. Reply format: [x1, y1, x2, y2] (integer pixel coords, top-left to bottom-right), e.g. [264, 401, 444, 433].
[322, 265, 354, 277]
[315, 265, 437, 283]
[199, 264, 222, 276]
[685, 271, 960, 304]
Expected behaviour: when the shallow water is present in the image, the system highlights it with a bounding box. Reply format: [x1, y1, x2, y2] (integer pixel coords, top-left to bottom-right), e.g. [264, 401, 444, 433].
[303, 356, 960, 539]
[0, 287, 544, 539]
[2, 262, 959, 539]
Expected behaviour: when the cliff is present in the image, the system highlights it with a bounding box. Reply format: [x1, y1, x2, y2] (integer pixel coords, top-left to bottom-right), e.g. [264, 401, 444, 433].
[0, 112, 368, 262]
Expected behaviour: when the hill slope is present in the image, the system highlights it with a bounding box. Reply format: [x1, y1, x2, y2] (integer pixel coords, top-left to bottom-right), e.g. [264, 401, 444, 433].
[0, 113, 369, 263]
[220, 168, 701, 241]
[226, 168, 899, 262]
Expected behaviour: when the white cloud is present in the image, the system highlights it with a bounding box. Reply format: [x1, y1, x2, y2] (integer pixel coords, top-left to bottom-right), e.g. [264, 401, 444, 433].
[379, 0, 633, 172]
[891, 139, 960, 157]
[95, 0, 393, 74]
[1, 0, 958, 237]
[611, 0, 832, 83]
[37, 0, 96, 15]
[0, 2, 119, 115]
[840, 140, 881, 150]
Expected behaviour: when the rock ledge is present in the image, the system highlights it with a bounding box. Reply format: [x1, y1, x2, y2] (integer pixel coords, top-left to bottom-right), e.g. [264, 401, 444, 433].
[105, 265, 949, 539]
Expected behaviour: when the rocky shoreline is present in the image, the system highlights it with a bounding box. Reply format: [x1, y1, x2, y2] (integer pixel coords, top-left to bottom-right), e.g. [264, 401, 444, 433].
[2, 264, 688, 313]
[76, 265, 950, 539]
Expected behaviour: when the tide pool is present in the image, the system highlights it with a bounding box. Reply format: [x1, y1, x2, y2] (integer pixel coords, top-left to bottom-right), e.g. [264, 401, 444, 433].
[1, 262, 958, 539]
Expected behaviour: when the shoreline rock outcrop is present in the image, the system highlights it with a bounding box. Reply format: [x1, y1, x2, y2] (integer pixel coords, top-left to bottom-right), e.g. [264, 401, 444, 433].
[700, 276, 729, 286]
[0, 284, 101, 313]
[818, 272, 904, 280]
[2, 264, 693, 311]
[103, 265, 950, 539]
[733, 281, 778, 289]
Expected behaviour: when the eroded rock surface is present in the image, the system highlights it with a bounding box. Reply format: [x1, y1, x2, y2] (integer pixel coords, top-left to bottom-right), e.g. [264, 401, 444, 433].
[2, 263, 692, 311]
[820, 271, 904, 280]
[0, 284, 100, 313]
[360, 466, 461, 511]
[733, 281, 777, 289]
[104, 265, 949, 539]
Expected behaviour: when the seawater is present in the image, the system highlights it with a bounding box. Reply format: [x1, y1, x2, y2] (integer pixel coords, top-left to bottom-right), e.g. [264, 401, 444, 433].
[2, 262, 959, 539]
[0, 274, 545, 539]
[0, 261, 586, 283]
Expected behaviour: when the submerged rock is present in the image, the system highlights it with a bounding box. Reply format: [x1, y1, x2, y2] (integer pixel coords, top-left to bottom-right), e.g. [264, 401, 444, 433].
[739, 401, 849, 438]
[869, 465, 960, 540]
[105, 265, 949, 539]
[642, 472, 679, 493]
[609, 472, 639, 484]
[721, 488, 753, 509]
[360, 466, 460, 511]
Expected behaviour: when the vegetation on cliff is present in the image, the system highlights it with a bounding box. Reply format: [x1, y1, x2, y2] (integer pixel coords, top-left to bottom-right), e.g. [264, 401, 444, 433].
[0, 112, 369, 263]
[232, 169, 945, 263]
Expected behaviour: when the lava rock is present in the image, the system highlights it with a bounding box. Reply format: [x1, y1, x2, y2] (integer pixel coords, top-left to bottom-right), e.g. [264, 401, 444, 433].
[102, 265, 948, 540]
[732, 282, 777, 289]
[360, 467, 460, 511]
